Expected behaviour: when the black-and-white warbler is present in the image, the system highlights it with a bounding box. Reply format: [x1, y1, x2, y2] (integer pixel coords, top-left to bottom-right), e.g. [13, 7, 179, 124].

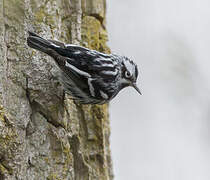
[27, 31, 141, 104]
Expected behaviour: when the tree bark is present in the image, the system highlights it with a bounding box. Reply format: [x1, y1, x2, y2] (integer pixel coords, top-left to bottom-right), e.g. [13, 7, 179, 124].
[0, 0, 113, 179]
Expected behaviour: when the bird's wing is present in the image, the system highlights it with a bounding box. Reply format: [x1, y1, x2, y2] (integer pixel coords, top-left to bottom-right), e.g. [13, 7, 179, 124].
[53, 44, 118, 78]
[27, 31, 118, 79]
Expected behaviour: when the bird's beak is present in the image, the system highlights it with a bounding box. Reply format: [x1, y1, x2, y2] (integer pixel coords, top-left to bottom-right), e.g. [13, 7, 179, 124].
[132, 83, 142, 95]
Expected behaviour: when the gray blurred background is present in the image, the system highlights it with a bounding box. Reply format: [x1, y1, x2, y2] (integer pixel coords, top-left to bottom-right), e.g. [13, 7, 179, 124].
[106, 0, 210, 179]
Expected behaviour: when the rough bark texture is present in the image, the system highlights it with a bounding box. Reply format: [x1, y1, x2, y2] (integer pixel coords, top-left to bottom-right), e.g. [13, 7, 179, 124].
[0, 0, 113, 179]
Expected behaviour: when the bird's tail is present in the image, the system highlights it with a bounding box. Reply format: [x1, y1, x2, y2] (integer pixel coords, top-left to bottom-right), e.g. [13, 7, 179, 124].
[27, 31, 55, 55]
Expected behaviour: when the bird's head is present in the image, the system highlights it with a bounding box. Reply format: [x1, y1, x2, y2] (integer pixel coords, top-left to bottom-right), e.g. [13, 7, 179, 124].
[120, 56, 142, 95]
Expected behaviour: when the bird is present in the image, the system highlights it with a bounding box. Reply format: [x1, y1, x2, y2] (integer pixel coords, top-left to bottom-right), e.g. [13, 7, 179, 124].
[27, 31, 141, 104]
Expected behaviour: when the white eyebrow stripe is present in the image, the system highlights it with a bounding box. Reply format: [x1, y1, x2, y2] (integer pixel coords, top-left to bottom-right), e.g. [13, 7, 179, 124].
[124, 61, 133, 72]
[124, 60, 135, 75]
[65, 62, 91, 78]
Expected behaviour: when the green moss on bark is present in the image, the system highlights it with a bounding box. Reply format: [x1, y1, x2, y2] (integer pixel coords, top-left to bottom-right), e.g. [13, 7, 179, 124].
[81, 16, 110, 53]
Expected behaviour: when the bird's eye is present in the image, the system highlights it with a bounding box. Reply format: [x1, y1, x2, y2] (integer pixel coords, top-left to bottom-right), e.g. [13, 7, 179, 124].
[125, 71, 131, 78]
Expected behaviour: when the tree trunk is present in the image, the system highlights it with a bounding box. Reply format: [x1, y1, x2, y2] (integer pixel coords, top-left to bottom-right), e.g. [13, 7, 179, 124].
[0, 0, 113, 179]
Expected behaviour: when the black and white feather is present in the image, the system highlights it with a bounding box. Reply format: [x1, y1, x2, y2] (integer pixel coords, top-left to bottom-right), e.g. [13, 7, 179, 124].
[27, 31, 141, 104]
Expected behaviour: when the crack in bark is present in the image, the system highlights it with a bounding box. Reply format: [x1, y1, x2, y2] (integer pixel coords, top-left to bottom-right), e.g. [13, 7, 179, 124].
[27, 156, 35, 169]
[25, 78, 64, 129]
[32, 101, 62, 128]
[25, 76, 36, 138]
[0, 173, 4, 180]
[75, 103, 88, 140]
[68, 135, 89, 180]
[89, 13, 105, 29]
[0, 157, 13, 176]
[38, 110, 61, 128]
[2, 0, 8, 81]
[25, 77, 31, 104]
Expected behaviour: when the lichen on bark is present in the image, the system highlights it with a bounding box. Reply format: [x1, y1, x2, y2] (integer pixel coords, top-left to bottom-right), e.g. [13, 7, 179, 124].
[0, 0, 113, 179]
